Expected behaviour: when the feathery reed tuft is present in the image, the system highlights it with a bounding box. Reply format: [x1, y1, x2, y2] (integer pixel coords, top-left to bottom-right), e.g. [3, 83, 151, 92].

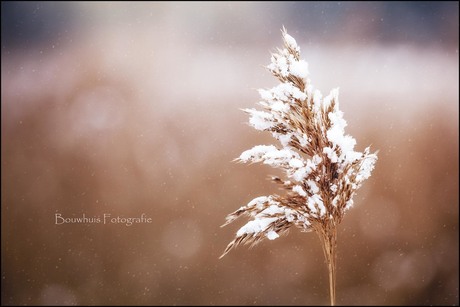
[220, 27, 378, 305]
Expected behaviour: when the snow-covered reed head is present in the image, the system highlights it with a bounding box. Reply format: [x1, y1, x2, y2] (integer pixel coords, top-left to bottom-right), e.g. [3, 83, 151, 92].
[221, 28, 378, 259]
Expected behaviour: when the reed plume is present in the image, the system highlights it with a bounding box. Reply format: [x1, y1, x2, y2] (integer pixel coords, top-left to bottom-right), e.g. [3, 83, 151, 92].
[220, 27, 378, 306]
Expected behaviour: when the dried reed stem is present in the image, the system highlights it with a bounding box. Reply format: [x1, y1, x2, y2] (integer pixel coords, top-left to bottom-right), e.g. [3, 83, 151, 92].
[315, 223, 337, 306]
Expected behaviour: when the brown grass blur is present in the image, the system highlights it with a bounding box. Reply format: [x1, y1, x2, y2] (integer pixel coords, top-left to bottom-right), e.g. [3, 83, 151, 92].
[1, 2, 458, 305]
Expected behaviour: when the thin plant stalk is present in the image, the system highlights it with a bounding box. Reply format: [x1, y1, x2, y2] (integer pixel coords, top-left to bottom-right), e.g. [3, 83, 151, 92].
[315, 223, 337, 306]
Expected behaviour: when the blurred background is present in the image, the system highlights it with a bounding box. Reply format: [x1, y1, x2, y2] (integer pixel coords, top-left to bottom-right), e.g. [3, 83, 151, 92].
[1, 1, 458, 305]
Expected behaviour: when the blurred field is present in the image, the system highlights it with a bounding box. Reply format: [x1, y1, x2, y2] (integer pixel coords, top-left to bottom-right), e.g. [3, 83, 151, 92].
[1, 2, 458, 305]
